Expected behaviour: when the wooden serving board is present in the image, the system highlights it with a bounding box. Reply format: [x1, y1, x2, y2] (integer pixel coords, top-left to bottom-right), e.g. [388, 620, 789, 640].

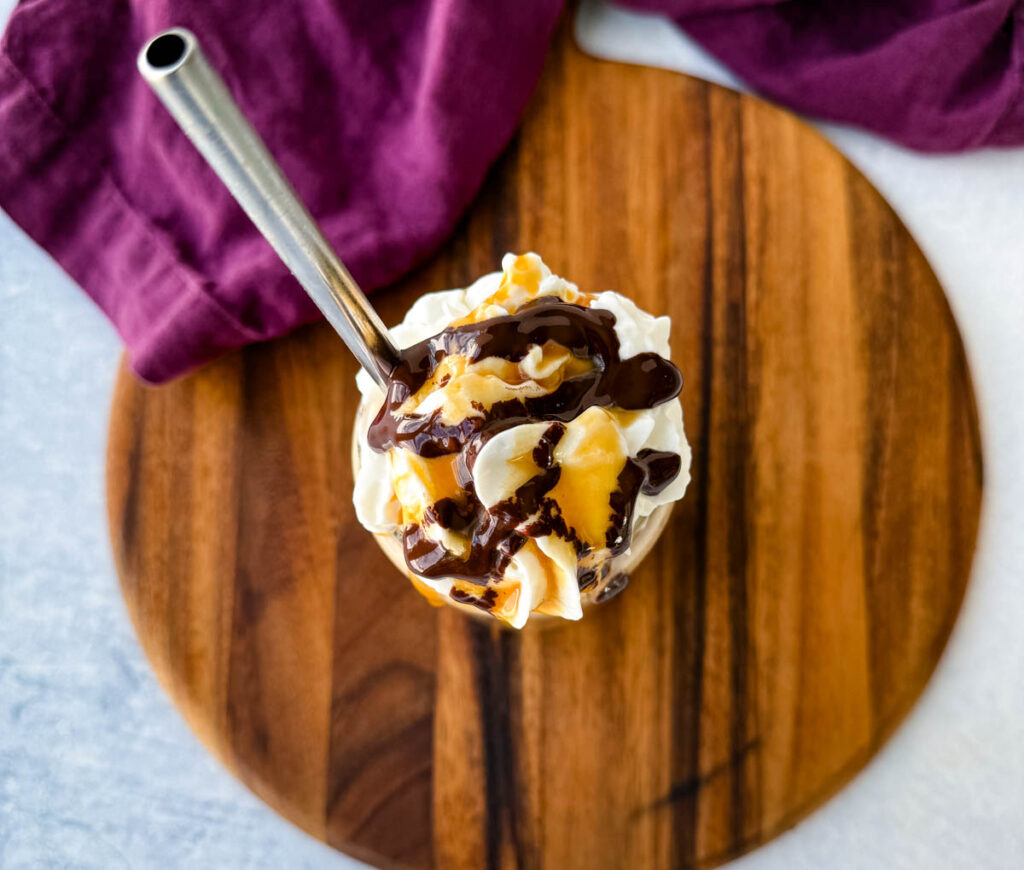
[106, 20, 982, 870]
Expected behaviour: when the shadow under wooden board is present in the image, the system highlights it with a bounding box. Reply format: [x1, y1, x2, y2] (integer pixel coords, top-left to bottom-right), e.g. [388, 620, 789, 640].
[106, 20, 982, 870]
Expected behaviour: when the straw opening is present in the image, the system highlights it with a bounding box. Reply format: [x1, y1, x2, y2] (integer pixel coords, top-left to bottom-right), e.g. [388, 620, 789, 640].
[145, 33, 188, 70]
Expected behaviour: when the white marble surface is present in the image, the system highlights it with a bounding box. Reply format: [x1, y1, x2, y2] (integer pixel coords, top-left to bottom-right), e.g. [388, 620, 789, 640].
[1, 0, 1021, 867]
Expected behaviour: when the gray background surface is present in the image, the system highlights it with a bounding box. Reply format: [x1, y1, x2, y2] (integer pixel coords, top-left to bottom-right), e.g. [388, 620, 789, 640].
[2, 1, 1022, 867]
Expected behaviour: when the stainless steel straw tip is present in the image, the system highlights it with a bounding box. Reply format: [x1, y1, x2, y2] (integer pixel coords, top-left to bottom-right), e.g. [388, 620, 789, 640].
[135, 26, 400, 388]
[138, 28, 196, 79]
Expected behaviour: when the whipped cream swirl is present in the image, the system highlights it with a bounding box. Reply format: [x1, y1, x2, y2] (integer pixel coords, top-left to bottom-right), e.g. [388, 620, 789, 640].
[354, 254, 691, 627]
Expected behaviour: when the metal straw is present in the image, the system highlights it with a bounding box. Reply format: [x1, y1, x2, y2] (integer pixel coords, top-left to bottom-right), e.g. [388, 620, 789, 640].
[137, 28, 400, 388]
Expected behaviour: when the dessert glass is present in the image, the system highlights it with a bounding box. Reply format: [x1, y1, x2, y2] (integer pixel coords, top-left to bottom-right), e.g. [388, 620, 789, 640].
[351, 254, 691, 629]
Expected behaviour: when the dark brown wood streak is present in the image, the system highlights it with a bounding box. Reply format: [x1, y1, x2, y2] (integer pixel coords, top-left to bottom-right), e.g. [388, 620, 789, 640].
[106, 16, 982, 870]
[725, 95, 752, 853]
[471, 626, 526, 870]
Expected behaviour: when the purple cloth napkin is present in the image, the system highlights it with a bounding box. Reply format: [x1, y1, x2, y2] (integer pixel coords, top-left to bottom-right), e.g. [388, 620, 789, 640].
[2, 1, 1023, 382]
[622, 0, 1024, 151]
[0, 1, 562, 381]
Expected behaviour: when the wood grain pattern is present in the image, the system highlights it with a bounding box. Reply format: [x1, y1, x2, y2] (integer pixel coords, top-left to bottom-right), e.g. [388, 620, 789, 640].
[106, 21, 982, 870]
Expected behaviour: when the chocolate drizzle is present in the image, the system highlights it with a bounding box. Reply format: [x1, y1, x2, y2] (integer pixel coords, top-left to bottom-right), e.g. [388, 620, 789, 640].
[368, 298, 682, 457]
[405, 424, 567, 586]
[606, 450, 683, 553]
[423, 497, 475, 532]
[449, 586, 498, 612]
[369, 298, 684, 596]
[637, 449, 683, 496]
